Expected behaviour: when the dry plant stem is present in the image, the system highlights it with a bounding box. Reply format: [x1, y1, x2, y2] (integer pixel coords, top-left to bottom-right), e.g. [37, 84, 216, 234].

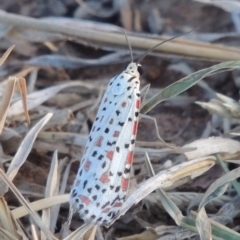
[0, 11, 240, 61]
[0, 45, 14, 67]
[62, 223, 95, 240]
[0, 169, 56, 240]
[17, 77, 30, 124]
[0, 197, 25, 239]
[0, 77, 16, 134]
[11, 194, 69, 219]
[145, 153, 183, 225]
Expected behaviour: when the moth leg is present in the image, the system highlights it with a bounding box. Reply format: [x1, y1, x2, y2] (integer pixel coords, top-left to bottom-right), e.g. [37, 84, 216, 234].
[139, 113, 174, 148]
[144, 152, 173, 212]
[140, 83, 150, 104]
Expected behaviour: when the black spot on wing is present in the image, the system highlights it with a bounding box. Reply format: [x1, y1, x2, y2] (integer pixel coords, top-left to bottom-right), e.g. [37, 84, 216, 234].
[83, 180, 88, 188]
[92, 151, 97, 157]
[102, 161, 106, 168]
[102, 201, 110, 209]
[87, 188, 92, 193]
[118, 122, 124, 126]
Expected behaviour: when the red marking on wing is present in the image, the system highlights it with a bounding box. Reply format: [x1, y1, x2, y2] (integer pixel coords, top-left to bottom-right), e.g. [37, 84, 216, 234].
[121, 178, 129, 191]
[102, 208, 110, 213]
[126, 151, 133, 164]
[109, 118, 114, 124]
[100, 173, 110, 183]
[84, 160, 91, 171]
[132, 121, 138, 135]
[136, 99, 141, 109]
[113, 202, 122, 207]
[100, 116, 104, 122]
[106, 151, 114, 160]
[75, 179, 81, 187]
[104, 98, 108, 103]
[92, 126, 95, 132]
[122, 102, 127, 107]
[113, 131, 119, 137]
[79, 195, 91, 205]
[96, 136, 104, 147]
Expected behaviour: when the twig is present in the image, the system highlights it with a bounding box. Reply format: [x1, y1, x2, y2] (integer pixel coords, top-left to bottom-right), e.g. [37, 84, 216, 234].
[0, 10, 240, 61]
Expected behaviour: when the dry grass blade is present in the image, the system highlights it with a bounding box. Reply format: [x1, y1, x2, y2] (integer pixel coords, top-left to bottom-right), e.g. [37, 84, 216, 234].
[42, 150, 59, 237]
[62, 223, 95, 240]
[17, 77, 30, 124]
[6, 113, 53, 181]
[0, 77, 16, 134]
[0, 45, 14, 67]
[183, 137, 240, 160]
[11, 194, 69, 219]
[50, 158, 71, 233]
[8, 82, 96, 117]
[117, 230, 158, 240]
[0, 229, 19, 240]
[196, 100, 232, 118]
[0, 77, 29, 134]
[0, 169, 56, 240]
[107, 157, 215, 226]
[199, 167, 240, 209]
[84, 226, 97, 240]
[0, 197, 27, 239]
[45, 150, 59, 198]
[145, 153, 183, 225]
[196, 208, 212, 240]
[196, 92, 240, 119]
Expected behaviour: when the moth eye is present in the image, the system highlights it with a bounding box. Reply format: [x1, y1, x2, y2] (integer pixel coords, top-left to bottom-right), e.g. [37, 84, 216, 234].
[137, 65, 143, 75]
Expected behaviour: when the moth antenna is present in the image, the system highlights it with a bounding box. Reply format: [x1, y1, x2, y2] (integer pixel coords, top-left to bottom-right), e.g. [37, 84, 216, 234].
[121, 28, 134, 63]
[137, 28, 196, 64]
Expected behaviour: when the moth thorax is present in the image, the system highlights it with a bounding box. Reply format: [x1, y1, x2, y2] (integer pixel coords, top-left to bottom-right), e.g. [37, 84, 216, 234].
[125, 63, 142, 77]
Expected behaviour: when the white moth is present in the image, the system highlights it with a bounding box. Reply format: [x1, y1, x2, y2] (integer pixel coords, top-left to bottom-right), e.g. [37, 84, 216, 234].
[69, 30, 190, 225]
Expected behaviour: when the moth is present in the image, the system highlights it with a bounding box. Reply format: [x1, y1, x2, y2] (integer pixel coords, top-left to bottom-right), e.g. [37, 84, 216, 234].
[69, 30, 190, 226]
[70, 60, 142, 225]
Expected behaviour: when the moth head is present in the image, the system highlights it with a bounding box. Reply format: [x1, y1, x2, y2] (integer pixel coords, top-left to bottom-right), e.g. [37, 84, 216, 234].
[125, 63, 143, 77]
